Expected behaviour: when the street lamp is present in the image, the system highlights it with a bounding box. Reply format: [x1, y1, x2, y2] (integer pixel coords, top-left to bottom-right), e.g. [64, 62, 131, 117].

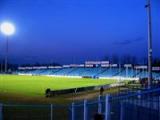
[0, 22, 15, 73]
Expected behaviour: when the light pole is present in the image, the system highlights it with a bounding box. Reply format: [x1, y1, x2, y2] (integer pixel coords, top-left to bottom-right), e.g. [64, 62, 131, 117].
[0, 22, 15, 73]
[145, 0, 152, 88]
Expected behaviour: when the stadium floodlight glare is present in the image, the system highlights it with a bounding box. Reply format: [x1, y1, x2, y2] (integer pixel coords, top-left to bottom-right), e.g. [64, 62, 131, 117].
[0, 21, 15, 73]
[0, 22, 15, 36]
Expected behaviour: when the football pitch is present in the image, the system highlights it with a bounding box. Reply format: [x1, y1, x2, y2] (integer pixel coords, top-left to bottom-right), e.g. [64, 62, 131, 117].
[0, 75, 117, 98]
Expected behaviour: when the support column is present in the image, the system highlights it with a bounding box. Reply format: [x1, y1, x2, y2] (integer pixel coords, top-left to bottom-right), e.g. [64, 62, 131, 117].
[71, 103, 75, 120]
[0, 104, 3, 120]
[98, 95, 102, 114]
[84, 100, 87, 120]
[50, 104, 53, 120]
[120, 102, 124, 120]
[105, 95, 110, 120]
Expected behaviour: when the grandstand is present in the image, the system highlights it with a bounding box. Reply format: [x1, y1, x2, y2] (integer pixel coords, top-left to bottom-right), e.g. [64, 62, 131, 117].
[1, 60, 160, 120]
[17, 61, 160, 80]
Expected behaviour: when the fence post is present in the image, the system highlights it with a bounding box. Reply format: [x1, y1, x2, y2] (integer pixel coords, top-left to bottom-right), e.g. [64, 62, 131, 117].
[0, 104, 2, 120]
[159, 96, 160, 120]
[50, 104, 53, 120]
[71, 103, 75, 120]
[105, 95, 110, 120]
[98, 95, 102, 114]
[137, 90, 141, 99]
[120, 102, 124, 120]
[84, 99, 87, 120]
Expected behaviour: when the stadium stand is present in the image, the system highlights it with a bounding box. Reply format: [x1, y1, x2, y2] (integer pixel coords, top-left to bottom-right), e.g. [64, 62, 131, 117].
[17, 61, 160, 80]
[17, 67, 160, 80]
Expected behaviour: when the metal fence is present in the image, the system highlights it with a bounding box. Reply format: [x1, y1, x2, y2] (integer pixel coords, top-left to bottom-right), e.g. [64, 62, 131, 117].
[70, 88, 160, 120]
[1, 104, 70, 120]
[0, 88, 160, 120]
[110, 88, 160, 120]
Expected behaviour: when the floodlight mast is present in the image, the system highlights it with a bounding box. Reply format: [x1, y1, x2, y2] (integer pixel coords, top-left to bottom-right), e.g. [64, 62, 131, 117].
[0, 22, 15, 73]
[5, 36, 9, 73]
[146, 0, 152, 88]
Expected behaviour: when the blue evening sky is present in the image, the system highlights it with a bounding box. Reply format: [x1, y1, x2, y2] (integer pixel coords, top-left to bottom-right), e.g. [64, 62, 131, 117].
[0, 0, 159, 64]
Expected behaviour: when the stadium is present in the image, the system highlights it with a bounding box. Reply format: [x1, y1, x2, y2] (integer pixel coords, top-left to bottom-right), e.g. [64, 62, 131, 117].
[0, 0, 160, 120]
[0, 60, 160, 120]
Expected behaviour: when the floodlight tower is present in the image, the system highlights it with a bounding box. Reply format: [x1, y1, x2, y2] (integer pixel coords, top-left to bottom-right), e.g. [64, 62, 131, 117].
[145, 0, 152, 88]
[0, 22, 15, 73]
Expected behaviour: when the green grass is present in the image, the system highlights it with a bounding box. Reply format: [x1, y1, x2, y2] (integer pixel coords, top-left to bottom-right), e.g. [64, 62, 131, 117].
[0, 74, 117, 97]
[0, 74, 121, 119]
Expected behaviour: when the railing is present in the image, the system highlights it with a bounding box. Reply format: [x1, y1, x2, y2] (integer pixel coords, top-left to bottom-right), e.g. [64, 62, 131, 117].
[0, 104, 70, 120]
[0, 88, 160, 120]
[109, 88, 160, 120]
[70, 88, 160, 120]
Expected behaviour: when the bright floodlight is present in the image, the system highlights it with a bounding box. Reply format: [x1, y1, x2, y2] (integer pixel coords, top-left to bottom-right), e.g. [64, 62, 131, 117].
[0, 22, 15, 36]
